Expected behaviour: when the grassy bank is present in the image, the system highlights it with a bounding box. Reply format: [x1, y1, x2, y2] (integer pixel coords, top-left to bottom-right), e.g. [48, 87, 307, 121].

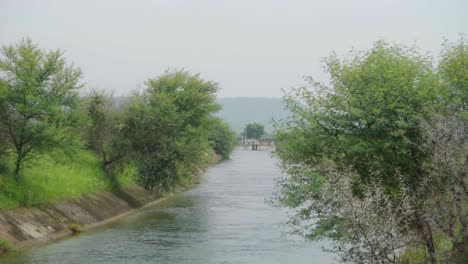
[399, 235, 452, 263]
[0, 147, 220, 210]
[0, 149, 134, 209]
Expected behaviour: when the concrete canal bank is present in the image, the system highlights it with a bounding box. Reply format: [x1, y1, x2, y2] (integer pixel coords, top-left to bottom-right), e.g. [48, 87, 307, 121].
[0, 185, 164, 253]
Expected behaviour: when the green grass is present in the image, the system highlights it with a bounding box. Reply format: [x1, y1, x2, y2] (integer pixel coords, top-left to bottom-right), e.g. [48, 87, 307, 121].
[0, 146, 218, 210]
[0, 239, 14, 252]
[398, 233, 455, 264]
[0, 149, 135, 209]
[110, 162, 137, 189]
[398, 203, 468, 264]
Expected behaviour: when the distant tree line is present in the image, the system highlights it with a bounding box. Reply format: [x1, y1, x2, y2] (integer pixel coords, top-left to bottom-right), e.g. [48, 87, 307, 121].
[0, 38, 237, 193]
[274, 39, 467, 263]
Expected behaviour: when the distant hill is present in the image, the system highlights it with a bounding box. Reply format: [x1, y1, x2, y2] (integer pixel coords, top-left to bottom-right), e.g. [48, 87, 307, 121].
[216, 97, 289, 134]
[111, 97, 289, 134]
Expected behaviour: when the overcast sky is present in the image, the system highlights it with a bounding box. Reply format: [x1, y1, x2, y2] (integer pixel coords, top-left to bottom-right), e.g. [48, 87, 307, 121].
[1, 0, 466, 97]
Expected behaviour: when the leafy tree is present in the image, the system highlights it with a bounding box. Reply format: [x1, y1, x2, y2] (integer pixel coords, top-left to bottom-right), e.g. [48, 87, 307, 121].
[422, 114, 468, 262]
[0, 39, 82, 180]
[85, 89, 120, 167]
[245, 123, 264, 139]
[439, 37, 468, 116]
[274, 41, 443, 263]
[208, 118, 237, 159]
[121, 70, 220, 192]
[423, 38, 468, 261]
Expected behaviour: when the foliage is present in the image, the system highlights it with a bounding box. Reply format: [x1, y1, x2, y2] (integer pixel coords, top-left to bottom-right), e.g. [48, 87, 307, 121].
[0, 238, 14, 252]
[68, 223, 83, 234]
[0, 39, 231, 211]
[245, 123, 265, 139]
[276, 40, 437, 199]
[274, 39, 467, 263]
[0, 38, 82, 180]
[208, 118, 237, 159]
[420, 115, 468, 262]
[120, 70, 221, 192]
[85, 89, 121, 167]
[438, 37, 468, 115]
[416, 38, 468, 262]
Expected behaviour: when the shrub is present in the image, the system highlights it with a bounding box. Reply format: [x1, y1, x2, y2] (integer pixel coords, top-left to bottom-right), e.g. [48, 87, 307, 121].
[68, 223, 82, 234]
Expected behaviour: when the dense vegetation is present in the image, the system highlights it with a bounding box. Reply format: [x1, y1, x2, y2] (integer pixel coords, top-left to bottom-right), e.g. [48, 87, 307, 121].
[0, 39, 237, 208]
[119, 70, 227, 192]
[274, 39, 467, 263]
[208, 118, 237, 159]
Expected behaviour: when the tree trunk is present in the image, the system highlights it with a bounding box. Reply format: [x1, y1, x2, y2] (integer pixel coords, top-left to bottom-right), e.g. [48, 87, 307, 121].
[14, 150, 22, 181]
[415, 212, 437, 263]
[424, 224, 437, 264]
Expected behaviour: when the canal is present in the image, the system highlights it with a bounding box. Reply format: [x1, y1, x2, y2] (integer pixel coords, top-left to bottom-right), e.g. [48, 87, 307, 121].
[1, 148, 335, 264]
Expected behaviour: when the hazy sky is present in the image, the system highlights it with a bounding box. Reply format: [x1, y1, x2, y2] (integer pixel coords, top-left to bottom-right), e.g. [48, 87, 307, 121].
[1, 0, 466, 97]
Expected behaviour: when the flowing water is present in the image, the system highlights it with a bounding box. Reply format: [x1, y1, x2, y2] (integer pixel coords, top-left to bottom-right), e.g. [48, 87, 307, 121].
[1, 148, 335, 264]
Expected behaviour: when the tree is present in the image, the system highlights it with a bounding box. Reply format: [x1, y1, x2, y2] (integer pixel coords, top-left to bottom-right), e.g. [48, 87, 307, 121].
[0, 38, 82, 180]
[85, 89, 120, 168]
[208, 118, 237, 159]
[422, 115, 468, 262]
[245, 123, 264, 139]
[422, 38, 468, 261]
[439, 37, 468, 115]
[274, 41, 445, 263]
[121, 70, 220, 192]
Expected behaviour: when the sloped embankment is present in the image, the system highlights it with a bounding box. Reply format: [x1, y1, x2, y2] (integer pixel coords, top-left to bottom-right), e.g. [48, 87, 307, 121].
[0, 185, 160, 252]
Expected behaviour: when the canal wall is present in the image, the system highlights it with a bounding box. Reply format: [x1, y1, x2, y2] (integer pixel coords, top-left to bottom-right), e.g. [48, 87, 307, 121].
[0, 152, 221, 254]
[0, 185, 161, 252]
